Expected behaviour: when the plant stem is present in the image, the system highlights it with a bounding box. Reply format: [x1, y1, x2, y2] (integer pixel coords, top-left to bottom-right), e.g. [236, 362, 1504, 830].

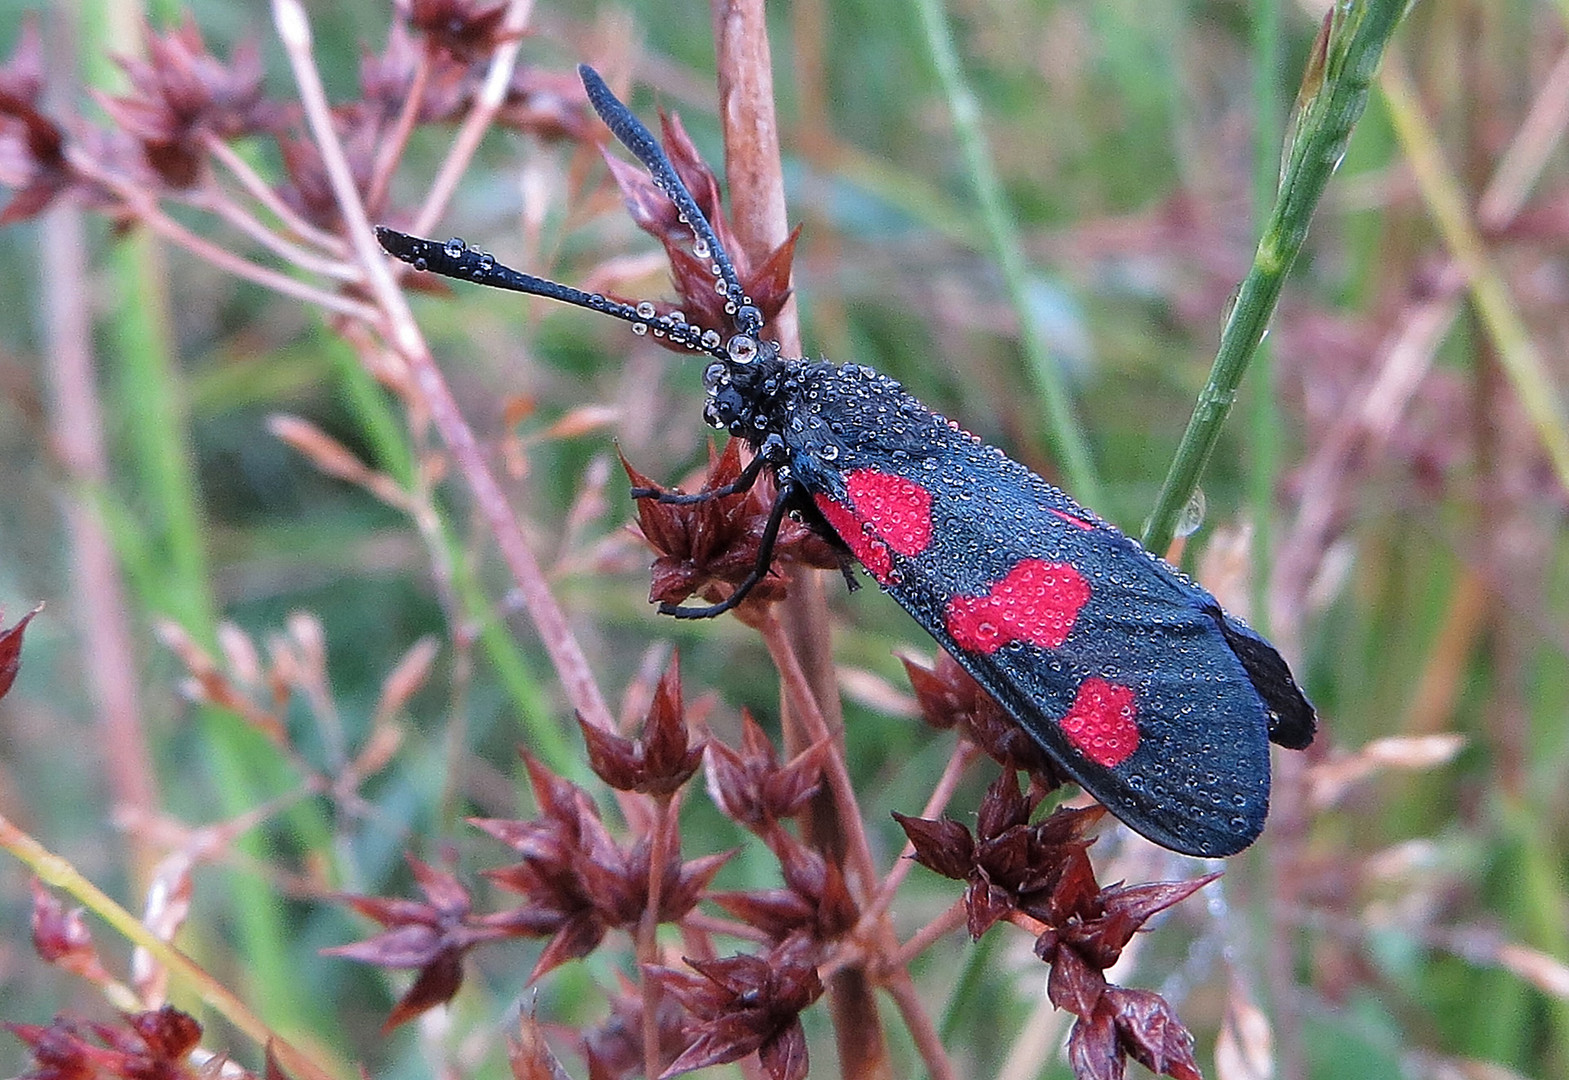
[327, 327, 574, 777]
[0, 813, 341, 1080]
[1143, 0, 1410, 556]
[1247, 0, 1284, 630]
[272, 0, 618, 739]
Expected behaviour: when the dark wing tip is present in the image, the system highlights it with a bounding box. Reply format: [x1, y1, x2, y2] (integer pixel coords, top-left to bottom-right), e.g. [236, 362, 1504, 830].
[1213, 611, 1317, 751]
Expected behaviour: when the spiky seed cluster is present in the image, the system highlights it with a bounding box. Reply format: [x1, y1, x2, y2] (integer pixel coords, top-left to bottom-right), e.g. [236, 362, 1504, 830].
[312, 654, 852, 1079]
[7, 1007, 206, 1080]
[576, 660, 705, 797]
[896, 772, 1211, 1080]
[0, 8, 585, 227]
[903, 649, 1068, 783]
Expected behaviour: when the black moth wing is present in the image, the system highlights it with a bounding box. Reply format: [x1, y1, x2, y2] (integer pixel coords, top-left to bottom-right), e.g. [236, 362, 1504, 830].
[771, 361, 1302, 857]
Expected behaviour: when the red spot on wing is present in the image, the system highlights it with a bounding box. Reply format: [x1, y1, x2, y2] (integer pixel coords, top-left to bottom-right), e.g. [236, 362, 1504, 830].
[815, 493, 892, 582]
[845, 470, 932, 556]
[1059, 677, 1139, 766]
[1049, 508, 1095, 531]
[944, 559, 1091, 654]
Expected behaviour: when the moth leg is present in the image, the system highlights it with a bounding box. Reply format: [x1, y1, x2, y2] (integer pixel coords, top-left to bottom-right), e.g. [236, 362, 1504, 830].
[658, 480, 794, 619]
[630, 445, 769, 505]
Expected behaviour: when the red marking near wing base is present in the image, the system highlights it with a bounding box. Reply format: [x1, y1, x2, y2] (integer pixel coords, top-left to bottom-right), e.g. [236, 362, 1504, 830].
[1049, 508, 1095, 531]
[944, 559, 1091, 654]
[815, 494, 892, 582]
[845, 470, 932, 556]
[1059, 677, 1138, 767]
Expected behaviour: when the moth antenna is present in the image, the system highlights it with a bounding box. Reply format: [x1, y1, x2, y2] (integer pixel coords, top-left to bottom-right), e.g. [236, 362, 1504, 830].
[577, 64, 764, 341]
[375, 227, 732, 363]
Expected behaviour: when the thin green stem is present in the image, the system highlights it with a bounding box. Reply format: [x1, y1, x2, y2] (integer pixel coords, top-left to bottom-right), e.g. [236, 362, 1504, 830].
[107, 237, 214, 630]
[325, 335, 575, 778]
[909, 0, 1102, 505]
[1247, 0, 1284, 630]
[0, 814, 342, 1080]
[1143, 0, 1409, 556]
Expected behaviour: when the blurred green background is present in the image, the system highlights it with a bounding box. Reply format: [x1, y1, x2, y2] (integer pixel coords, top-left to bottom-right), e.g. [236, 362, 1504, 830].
[0, 0, 1566, 1078]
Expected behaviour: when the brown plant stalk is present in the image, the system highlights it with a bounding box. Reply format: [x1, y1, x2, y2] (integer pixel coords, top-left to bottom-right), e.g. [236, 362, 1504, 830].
[270, 0, 617, 734]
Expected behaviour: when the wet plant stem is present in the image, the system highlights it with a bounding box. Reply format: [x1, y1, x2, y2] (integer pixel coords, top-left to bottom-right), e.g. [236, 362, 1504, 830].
[1142, 0, 1409, 555]
[640, 793, 675, 1078]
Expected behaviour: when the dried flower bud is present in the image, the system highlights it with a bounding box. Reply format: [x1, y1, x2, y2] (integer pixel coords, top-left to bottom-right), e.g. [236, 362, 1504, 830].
[1066, 988, 1202, 1080]
[704, 710, 827, 829]
[578, 657, 704, 796]
[902, 651, 1064, 783]
[495, 67, 592, 140]
[8, 1006, 203, 1080]
[325, 855, 517, 1030]
[398, 0, 518, 64]
[580, 977, 688, 1080]
[711, 827, 857, 943]
[651, 933, 824, 1080]
[0, 19, 75, 225]
[473, 755, 730, 983]
[29, 881, 110, 985]
[98, 17, 278, 188]
[596, 108, 795, 350]
[897, 772, 1108, 939]
[0, 603, 42, 702]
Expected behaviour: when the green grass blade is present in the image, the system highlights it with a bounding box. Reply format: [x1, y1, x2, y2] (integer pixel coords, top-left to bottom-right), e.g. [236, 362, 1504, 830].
[1143, 0, 1411, 556]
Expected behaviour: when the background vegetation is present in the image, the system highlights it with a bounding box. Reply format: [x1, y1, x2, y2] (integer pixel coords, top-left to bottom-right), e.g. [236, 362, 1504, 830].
[0, 0, 1566, 1077]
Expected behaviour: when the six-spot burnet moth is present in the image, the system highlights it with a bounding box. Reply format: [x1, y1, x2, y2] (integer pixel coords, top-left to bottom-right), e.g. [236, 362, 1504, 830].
[376, 64, 1316, 857]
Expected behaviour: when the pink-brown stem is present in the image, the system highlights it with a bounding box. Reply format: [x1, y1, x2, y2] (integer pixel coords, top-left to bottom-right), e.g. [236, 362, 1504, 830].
[366, 48, 431, 219]
[880, 897, 967, 975]
[412, 0, 536, 236]
[203, 133, 347, 253]
[639, 792, 675, 1078]
[41, 198, 157, 879]
[188, 184, 358, 281]
[881, 969, 959, 1080]
[709, 3, 893, 1071]
[680, 911, 774, 945]
[858, 740, 980, 933]
[272, 0, 616, 733]
[757, 611, 877, 893]
[70, 152, 380, 323]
